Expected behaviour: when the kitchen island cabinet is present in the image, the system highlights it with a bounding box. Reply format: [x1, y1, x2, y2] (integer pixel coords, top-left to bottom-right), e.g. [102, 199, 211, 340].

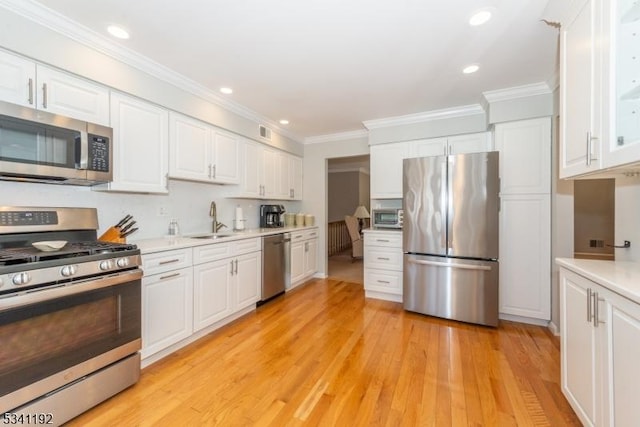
[558, 258, 640, 426]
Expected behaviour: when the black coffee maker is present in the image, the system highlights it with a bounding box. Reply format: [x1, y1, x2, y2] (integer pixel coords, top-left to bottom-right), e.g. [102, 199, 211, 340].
[260, 205, 285, 228]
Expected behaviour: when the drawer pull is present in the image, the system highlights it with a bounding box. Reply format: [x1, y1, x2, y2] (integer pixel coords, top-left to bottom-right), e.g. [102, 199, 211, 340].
[159, 258, 180, 265]
[159, 272, 180, 280]
[377, 257, 390, 261]
[376, 239, 390, 242]
[377, 280, 391, 284]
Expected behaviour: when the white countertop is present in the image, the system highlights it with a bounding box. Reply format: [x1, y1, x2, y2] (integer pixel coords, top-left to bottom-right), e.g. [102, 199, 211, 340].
[556, 258, 640, 305]
[132, 225, 318, 254]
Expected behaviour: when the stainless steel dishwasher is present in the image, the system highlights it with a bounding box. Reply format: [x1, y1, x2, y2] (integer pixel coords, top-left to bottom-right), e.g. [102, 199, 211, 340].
[259, 233, 290, 304]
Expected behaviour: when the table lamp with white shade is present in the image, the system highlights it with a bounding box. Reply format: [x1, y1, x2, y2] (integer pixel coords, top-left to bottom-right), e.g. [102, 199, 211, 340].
[353, 205, 370, 234]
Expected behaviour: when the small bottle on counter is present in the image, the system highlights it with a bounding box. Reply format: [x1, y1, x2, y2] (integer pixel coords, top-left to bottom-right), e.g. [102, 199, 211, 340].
[168, 219, 180, 236]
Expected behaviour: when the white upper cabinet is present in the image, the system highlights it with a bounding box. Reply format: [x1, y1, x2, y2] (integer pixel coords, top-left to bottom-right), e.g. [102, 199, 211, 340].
[602, 0, 640, 167]
[370, 142, 409, 198]
[561, 0, 640, 176]
[407, 137, 448, 158]
[212, 130, 240, 184]
[97, 92, 169, 193]
[495, 118, 551, 195]
[168, 112, 239, 184]
[407, 133, 492, 159]
[560, 0, 602, 178]
[371, 132, 493, 199]
[0, 50, 109, 125]
[289, 155, 303, 200]
[237, 139, 302, 200]
[0, 50, 36, 107]
[447, 132, 493, 154]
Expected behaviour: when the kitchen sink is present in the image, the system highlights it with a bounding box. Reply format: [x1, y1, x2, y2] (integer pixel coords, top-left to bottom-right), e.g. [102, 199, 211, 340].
[189, 233, 234, 240]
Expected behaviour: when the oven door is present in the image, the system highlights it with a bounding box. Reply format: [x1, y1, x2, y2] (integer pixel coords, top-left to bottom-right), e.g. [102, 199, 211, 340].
[0, 269, 142, 412]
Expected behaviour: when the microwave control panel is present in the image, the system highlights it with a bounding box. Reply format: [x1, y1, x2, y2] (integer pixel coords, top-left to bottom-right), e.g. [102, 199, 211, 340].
[87, 135, 110, 172]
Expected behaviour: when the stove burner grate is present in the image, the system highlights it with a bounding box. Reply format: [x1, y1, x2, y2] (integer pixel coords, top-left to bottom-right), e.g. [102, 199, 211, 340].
[0, 241, 138, 266]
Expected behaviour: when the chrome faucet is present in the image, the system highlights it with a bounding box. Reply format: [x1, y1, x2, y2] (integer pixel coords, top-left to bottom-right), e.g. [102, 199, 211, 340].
[209, 201, 227, 233]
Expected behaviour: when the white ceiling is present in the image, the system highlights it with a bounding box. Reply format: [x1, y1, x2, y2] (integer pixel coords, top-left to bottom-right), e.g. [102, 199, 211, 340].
[33, 0, 558, 140]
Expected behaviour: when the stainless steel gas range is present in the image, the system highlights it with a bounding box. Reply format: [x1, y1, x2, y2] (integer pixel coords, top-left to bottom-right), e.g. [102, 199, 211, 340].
[0, 207, 142, 425]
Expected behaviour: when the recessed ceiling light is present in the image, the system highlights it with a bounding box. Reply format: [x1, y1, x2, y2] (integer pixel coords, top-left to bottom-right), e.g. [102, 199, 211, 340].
[469, 10, 492, 26]
[463, 64, 480, 74]
[220, 87, 233, 95]
[279, 119, 289, 125]
[107, 25, 130, 39]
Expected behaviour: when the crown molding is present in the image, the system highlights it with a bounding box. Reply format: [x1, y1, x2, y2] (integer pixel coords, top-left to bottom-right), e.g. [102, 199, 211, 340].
[482, 82, 552, 103]
[362, 104, 485, 130]
[304, 129, 369, 144]
[0, 0, 302, 142]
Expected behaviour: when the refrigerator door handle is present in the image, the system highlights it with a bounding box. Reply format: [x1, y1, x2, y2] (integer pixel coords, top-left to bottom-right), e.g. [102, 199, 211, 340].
[408, 259, 492, 271]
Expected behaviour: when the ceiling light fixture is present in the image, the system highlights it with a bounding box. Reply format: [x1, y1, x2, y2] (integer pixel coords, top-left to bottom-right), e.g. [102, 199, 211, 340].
[279, 119, 289, 125]
[463, 64, 480, 74]
[220, 87, 233, 94]
[469, 10, 492, 26]
[107, 25, 130, 39]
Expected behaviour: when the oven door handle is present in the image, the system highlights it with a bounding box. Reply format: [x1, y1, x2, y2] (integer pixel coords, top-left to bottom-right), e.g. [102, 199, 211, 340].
[0, 269, 143, 312]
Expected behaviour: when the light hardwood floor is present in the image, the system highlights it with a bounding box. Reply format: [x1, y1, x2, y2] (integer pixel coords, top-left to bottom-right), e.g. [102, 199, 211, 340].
[69, 278, 580, 426]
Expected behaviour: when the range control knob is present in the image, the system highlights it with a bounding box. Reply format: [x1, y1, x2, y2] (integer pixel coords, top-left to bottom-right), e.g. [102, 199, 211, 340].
[99, 260, 115, 271]
[116, 257, 130, 268]
[61, 265, 78, 277]
[12, 272, 32, 286]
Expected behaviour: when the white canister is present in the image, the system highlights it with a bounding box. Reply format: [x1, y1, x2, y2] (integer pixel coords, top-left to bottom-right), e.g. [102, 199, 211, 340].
[295, 213, 305, 226]
[284, 213, 295, 226]
[304, 214, 315, 226]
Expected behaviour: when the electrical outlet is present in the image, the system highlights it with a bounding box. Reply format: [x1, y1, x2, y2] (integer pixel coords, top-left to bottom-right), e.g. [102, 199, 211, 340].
[158, 205, 169, 217]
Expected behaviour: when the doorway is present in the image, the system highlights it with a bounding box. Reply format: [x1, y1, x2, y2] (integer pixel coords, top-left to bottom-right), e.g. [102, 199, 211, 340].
[327, 155, 370, 283]
[573, 179, 615, 260]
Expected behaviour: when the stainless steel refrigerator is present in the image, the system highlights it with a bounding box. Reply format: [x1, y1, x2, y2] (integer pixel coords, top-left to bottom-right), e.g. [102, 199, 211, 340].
[403, 151, 499, 327]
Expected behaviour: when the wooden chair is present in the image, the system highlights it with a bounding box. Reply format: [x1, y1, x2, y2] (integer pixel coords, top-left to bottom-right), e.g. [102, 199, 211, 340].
[344, 215, 363, 261]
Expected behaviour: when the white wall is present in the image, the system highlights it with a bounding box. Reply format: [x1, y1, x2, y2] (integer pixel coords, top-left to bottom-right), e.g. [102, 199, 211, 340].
[0, 179, 301, 241]
[302, 136, 370, 276]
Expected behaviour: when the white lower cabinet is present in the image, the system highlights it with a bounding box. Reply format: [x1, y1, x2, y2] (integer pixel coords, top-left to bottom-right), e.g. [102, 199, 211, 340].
[141, 238, 261, 364]
[363, 230, 403, 302]
[142, 266, 193, 359]
[193, 239, 261, 332]
[193, 258, 233, 331]
[289, 228, 319, 289]
[560, 267, 640, 426]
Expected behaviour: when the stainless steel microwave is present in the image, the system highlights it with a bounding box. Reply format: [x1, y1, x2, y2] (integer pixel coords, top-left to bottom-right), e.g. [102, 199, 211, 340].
[372, 208, 403, 229]
[0, 100, 112, 185]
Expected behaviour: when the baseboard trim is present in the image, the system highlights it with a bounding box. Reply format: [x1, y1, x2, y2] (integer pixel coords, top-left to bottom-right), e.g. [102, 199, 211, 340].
[547, 321, 560, 336]
[499, 313, 550, 327]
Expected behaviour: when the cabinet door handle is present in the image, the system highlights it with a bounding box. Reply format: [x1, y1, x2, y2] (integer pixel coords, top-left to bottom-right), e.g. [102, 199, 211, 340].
[42, 83, 48, 108]
[212, 164, 216, 179]
[159, 258, 180, 265]
[234, 259, 238, 275]
[208, 164, 212, 178]
[159, 272, 180, 281]
[593, 292, 606, 327]
[28, 78, 34, 105]
[587, 288, 592, 322]
[230, 260, 235, 276]
[377, 280, 390, 284]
